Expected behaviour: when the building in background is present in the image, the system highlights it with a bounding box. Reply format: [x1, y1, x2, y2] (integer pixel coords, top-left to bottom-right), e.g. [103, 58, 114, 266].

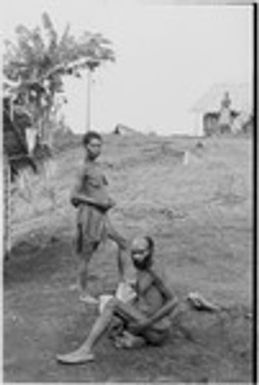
[191, 83, 252, 137]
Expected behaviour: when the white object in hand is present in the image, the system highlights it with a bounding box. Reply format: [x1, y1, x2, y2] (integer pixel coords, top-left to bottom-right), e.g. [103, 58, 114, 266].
[99, 281, 137, 314]
[115, 281, 136, 303]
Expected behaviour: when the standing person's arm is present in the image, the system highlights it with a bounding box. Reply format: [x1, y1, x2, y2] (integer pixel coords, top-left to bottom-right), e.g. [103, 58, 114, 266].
[116, 247, 130, 283]
[71, 193, 111, 209]
[70, 170, 83, 207]
[70, 169, 115, 210]
[117, 247, 124, 282]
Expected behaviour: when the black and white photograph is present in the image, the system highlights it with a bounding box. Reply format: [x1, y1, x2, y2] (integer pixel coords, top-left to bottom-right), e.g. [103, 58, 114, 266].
[2, 0, 255, 383]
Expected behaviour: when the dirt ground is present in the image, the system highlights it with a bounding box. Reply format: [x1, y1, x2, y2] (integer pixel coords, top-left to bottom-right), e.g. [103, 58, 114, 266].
[4, 134, 253, 382]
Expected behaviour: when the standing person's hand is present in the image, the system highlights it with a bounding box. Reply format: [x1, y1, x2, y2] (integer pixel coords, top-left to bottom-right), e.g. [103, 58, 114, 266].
[100, 197, 116, 211]
[107, 197, 116, 209]
[71, 197, 80, 207]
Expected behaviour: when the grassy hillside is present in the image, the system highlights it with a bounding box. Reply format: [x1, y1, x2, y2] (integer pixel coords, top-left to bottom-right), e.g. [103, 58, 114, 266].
[4, 134, 253, 382]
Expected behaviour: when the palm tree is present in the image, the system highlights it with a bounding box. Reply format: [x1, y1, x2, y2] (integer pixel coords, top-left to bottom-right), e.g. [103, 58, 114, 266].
[3, 12, 115, 142]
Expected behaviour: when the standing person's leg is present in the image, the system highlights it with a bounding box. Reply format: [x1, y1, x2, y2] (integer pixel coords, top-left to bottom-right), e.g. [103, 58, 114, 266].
[76, 205, 107, 303]
[105, 217, 128, 251]
[76, 224, 99, 303]
[78, 245, 99, 303]
[105, 217, 129, 281]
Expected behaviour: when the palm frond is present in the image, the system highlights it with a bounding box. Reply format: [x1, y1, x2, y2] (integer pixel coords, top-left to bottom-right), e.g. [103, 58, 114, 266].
[4, 13, 116, 144]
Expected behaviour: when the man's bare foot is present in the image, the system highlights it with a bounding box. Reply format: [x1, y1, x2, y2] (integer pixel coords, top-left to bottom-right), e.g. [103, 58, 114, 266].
[114, 331, 146, 349]
[79, 293, 99, 305]
[56, 348, 95, 364]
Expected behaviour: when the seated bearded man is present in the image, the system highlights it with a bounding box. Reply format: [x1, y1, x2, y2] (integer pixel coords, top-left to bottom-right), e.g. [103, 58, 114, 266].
[57, 236, 178, 364]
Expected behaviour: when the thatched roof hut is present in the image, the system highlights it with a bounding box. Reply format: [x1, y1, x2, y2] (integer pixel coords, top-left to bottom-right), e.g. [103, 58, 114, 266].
[192, 83, 252, 114]
[191, 83, 253, 136]
[113, 124, 140, 136]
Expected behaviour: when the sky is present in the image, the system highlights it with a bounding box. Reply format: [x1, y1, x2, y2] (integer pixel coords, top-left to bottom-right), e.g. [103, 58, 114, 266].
[2, 0, 253, 135]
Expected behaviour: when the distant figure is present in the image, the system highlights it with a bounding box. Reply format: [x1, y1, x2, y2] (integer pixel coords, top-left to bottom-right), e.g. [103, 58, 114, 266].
[218, 91, 232, 134]
[195, 141, 204, 149]
[70, 131, 128, 303]
[114, 125, 120, 135]
[57, 235, 178, 364]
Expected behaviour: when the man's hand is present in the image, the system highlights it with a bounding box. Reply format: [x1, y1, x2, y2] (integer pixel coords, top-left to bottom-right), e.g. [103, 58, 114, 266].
[128, 320, 148, 334]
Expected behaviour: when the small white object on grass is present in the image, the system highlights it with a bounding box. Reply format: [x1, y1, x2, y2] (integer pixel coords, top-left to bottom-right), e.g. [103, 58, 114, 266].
[183, 151, 189, 165]
[187, 292, 220, 312]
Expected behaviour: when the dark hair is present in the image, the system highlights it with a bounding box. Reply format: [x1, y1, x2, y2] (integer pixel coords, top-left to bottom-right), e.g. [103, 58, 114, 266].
[144, 236, 155, 255]
[82, 131, 102, 146]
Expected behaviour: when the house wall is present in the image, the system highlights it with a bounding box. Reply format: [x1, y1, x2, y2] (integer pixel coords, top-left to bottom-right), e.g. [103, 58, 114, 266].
[203, 112, 219, 136]
[192, 113, 204, 137]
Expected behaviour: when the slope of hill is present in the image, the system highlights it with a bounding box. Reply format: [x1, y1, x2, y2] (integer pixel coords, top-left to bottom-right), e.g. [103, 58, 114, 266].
[4, 134, 253, 382]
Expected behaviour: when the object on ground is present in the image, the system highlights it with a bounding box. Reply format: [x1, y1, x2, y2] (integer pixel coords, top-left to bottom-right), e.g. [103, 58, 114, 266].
[183, 151, 189, 165]
[187, 292, 220, 312]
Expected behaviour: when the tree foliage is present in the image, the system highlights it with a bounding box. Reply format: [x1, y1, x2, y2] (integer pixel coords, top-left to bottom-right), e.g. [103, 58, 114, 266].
[4, 12, 115, 143]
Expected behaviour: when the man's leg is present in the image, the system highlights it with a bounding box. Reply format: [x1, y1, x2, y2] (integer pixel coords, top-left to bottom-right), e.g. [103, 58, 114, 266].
[114, 301, 171, 347]
[141, 328, 170, 346]
[57, 298, 132, 364]
[113, 299, 147, 323]
[111, 300, 150, 348]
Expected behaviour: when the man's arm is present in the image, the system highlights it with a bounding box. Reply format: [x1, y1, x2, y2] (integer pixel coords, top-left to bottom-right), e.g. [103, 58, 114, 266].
[147, 268, 179, 326]
[142, 296, 178, 329]
[129, 269, 178, 333]
[149, 268, 174, 301]
[128, 296, 178, 334]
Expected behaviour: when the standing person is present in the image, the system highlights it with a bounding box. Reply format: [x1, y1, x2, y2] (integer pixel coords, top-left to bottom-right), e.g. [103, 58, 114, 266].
[57, 235, 178, 364]
[71, 131, 128, 304]
[218, 91, 232, 134]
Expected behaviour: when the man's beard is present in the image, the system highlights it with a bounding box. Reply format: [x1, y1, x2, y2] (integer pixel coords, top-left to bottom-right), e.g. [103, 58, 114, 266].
[132, 255, 152, 270]
[86, 152, 100, 161]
